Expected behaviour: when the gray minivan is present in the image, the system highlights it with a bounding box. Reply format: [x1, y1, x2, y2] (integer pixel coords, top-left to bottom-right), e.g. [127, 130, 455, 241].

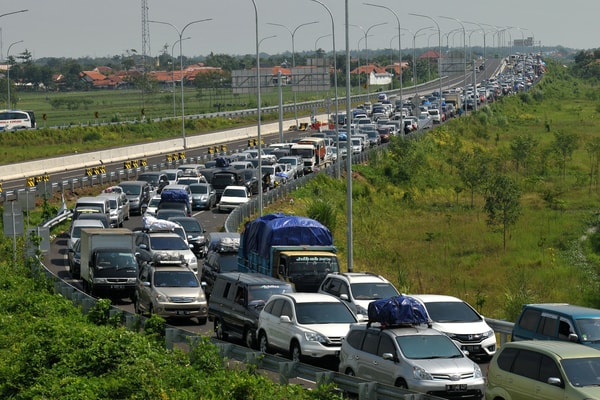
[119, 180, 151, 215]
[511, 303, 600, 349]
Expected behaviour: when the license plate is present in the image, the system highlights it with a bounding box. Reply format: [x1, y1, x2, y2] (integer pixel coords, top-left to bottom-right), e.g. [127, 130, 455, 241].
[462, 345, 481, 352]
[110, 284, 125, 289]
[176, 310, 191, 315]
[446, 384, 467, 392]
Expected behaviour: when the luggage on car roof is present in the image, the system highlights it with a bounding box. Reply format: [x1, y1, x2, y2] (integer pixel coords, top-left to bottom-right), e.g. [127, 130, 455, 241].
[367, 295, 430, 327]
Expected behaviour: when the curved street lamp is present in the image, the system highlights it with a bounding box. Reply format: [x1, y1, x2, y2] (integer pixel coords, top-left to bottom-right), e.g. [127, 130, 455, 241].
[149, 18, 212, 150]
[440, 16, 467, 107]
[7, 40, 23, 109]
[410, 13, 442, 117]
[171, 36, 191, 117]
[364, 3, 403, 121]
[351, 22, 387, 100]
[267, 21, 318, 128]
[0, 9, 28, 59]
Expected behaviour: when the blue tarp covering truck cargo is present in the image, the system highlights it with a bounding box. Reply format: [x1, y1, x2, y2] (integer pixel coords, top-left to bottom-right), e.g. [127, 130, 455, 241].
[238, 213, 339, 292]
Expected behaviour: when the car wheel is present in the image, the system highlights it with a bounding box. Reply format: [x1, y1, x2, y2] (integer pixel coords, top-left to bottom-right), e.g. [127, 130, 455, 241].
[258, 332, 271, 354]
[243, 328, 254, 349]
[394, 378, 408, 389]
[290, 340, 302, 362]
[133, 297, 142, 314]
[214, 319, 228, 340]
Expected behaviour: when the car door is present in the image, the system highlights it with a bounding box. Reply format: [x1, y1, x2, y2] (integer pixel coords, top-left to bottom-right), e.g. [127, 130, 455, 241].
[262, 298, 288, 352]
[509, 349, 564, 400]
[136, 265, 152, 312]
[356, 331, 396, 386]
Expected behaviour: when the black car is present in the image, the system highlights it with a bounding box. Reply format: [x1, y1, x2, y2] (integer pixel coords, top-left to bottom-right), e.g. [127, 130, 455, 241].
[138, 172, 170, 194]
[241, 169, 260, 195]
[168, 216, 207, 258]
[208, 272, 294, 348]
[202, 235, 241, 297]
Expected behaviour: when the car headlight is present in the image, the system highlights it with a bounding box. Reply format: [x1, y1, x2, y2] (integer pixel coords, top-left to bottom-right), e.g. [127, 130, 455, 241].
[473, 364, 483, 378]
[412, 366, 433, 381]
[304, 331, 328, 344]
[482, 329, 494, 339]
[155, 292, 168, 303]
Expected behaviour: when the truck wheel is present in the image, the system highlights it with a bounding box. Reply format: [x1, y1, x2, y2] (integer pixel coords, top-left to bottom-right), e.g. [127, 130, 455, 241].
[214, 319, 228, 340]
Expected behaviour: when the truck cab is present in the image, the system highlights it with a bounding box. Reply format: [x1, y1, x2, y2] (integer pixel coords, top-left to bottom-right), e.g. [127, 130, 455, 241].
[275, 250, 340, 292]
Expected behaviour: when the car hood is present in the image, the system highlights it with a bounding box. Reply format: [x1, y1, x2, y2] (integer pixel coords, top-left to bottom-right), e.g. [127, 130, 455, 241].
[431, 320, 492, 336]
[300, 322, 353, 338]
[410, 357, 479, 377]
[154, 286, 204, 300]
[220, 195, 249, 204]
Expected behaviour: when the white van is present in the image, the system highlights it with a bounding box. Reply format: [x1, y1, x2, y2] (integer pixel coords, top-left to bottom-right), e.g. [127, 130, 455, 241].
[0, 110, 34, 131]
[75, 196, 111, 222]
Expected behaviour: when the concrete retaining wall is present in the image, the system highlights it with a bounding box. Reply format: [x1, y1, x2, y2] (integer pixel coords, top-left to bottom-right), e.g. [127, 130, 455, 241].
[1, 114, 328, 181]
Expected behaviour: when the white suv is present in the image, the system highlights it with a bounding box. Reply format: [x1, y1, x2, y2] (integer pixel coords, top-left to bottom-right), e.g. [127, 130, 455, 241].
[339, 323, 485, 398]
[257, 292, 358, 362]
[409, 294, 496, 361]
[318, 272, 401, 320]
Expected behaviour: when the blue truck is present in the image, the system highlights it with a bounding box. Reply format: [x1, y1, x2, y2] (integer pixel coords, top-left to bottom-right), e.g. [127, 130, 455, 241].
[237, 213, 340, 292]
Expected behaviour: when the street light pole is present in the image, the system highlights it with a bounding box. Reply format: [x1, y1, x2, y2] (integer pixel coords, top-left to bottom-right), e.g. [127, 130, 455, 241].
[309, 0, 340, 178]
[171, 37, 191, 118]
[351, 22, 387, 101]
[7, 40, 23, 109]
[267, 21, 318, 129]
[440, 16, 467, 111]
[410, 14, 442, 118]
[0, 9, 28, 59]
[411, 27, 432, 97]
[364, 3, 403, 125]
[149, 18, 212, 150]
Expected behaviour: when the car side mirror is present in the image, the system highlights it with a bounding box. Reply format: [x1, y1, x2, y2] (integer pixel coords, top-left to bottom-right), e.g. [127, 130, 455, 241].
[340, 294, 349, 301]
[280, 315, 292, 323]
[382, 353, 396, 362]
[569, 333, 579, 342]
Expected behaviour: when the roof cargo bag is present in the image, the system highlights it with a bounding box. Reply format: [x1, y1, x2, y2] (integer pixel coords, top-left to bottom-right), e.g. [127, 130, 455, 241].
[368, 295, 430, 327]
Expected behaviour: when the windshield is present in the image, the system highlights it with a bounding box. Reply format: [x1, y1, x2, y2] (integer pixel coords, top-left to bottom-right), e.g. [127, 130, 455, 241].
[397, 334, 463, 359]
[223, 189, 247, 198]
[94, 251, 138, 277]
[295, 302, 356, 324]
[249, 284, 294, 303]
[576, 318, 600, 342]
[149, 236, 189, 250]
[422, 301, 481, 323]
[174, 219, 202, 234]
[148, 197, 161, 207]
[139, 175, 158, 185]
[154, 270, 199, 287]
[562, 357, 600, 387]
[288, 255, 339, 275]
[121, 184, 141, 195]
[290, 148, 314, 158]
[350, 283, 399, 301]
[190, 185, 208, 194]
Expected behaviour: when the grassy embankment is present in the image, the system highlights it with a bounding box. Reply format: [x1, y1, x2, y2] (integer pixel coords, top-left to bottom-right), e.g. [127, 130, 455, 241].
[259, 64, 600, 322]
[8, 62, 600, 324]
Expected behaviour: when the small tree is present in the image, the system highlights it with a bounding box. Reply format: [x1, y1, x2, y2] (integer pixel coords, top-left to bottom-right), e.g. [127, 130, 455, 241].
[457, 147, 492, 208]
[552, 131, 578, 179]
[484, 174, 521, 250]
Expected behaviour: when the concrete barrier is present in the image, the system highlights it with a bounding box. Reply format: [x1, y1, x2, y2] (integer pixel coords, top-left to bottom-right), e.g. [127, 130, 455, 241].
[1, 114, 328, 181]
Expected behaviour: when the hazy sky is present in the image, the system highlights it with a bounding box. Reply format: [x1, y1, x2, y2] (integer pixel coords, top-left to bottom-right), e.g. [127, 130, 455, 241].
[3, 1, 597, 61]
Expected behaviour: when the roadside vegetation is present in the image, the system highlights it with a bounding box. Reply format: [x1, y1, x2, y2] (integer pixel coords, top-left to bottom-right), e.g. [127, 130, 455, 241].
[2, 55, 600, 396]
[265, 59, 600, 322]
